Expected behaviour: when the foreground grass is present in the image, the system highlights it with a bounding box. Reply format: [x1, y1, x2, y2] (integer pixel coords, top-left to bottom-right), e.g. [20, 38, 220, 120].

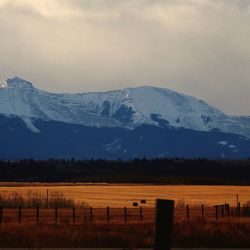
[1, 220, 250, 248]
[0, 223, 153, 248]
[174, 220, 250, 248]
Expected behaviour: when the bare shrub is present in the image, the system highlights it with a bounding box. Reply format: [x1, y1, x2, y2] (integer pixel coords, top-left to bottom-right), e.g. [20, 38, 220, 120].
[0, 191, 88, 208]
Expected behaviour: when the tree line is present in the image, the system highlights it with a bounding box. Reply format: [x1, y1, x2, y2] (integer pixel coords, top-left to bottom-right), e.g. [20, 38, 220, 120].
[0, 158, 250, 184]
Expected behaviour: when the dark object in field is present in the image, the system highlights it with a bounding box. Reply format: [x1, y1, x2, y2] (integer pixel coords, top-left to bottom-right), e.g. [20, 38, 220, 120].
[141, 199, 147, 204]
[133, 202, 139, 207]
[153, 199, 174, 250]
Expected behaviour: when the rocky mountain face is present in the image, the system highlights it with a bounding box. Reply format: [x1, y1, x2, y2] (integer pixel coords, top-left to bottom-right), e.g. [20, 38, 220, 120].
[1, 76, 250, 159]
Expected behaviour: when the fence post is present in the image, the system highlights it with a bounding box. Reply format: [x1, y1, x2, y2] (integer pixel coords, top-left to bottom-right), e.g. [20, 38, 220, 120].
[46, 189, 49, 208]
[83, 208, 87, 224]
[140, 206, 143, 221]
[221, 205, 224, 218]
[72, 207, 76, 224]
[238, 202, 241, 217]
[124, 207, 127, 223]
[201, 204, 204, 219]
[186, 205, 190, 221]
[0, 206, 3, 224]
[215, 205, 218, 220]
[107, 206, 110, 223]
[55, 207, 58, 223]
[18, 206, 22, 223]
[90, 207, 93, 222]
[36, 206, 39, 223]
[227, 204, 230, 217]
[153, 199, 174, 250]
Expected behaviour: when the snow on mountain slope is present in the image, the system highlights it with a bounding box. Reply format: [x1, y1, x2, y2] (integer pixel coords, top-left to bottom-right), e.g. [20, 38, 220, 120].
[0, 76, 250, 138]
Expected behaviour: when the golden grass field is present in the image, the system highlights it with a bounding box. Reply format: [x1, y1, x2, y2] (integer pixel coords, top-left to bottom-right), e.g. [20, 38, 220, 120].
[1, 184, 250, 247]
[0, 183, 249, 207]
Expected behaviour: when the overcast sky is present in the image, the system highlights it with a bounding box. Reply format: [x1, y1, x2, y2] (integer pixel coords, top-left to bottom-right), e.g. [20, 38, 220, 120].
[0, 0, 250, 115]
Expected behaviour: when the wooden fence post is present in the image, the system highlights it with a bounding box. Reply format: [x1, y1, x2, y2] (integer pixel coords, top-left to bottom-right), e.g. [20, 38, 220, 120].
[72, 207, 76, 224]
[221, 205, 224, 217]
[90, 207, 93, 222]
[124, 207, 127, 223]
[46, 189, 49, 208]
[107, 206, 110, 223]
[215, 205, 218, 220]
[55, 207, 58, 223]
[238, 202, 241, 217]
[227, 204, 230, 217]
[186, 205, 190, 221]
[0, 206, 3, 224]
[18, 206, 22, 223]
[201, 204, 204, 219]
[140, 206, 143, 221]
[36, 206, 39, 223]
[153, 199, 174, 250]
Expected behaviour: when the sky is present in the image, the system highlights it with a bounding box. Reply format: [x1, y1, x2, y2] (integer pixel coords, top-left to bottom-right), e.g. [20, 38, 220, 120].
[0, 0, 250, 115]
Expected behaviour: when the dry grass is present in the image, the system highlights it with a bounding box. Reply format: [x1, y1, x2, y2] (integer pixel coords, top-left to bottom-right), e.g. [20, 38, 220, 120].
[0, 223, 154, 248]
[174, 219, 250, 248]
[1, 219, 250, 248]
[0, 191, 88, 208]
[0, 207, 250, 248]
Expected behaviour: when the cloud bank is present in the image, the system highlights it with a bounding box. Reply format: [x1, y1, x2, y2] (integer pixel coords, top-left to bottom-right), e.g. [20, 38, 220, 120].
[0, 0, 250, 115]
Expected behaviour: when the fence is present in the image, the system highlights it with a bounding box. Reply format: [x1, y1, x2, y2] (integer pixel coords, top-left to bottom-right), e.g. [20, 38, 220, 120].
[0, 204, 249, 224]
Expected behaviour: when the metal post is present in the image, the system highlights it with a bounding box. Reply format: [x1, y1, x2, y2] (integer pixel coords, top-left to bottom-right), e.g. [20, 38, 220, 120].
[153, 199, 175, 250]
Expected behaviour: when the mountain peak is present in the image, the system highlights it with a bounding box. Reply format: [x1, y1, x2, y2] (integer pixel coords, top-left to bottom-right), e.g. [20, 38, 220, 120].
[2, 76, 33, 88]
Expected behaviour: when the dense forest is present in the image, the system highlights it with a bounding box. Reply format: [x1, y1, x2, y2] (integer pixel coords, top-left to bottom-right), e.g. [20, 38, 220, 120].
[1, 158, 250, 185]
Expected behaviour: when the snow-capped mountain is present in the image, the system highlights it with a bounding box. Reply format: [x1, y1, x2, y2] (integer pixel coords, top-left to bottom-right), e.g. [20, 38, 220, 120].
[1, 76, 250, 159]
[0, 76, 250, 138]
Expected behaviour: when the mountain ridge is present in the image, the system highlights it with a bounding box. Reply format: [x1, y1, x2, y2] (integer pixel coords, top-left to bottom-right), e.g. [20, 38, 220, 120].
[1, 76, 250, 139]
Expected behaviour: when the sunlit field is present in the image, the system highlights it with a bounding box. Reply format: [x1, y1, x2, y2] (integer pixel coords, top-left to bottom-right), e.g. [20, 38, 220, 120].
[1, 183, 250, 247]
[0, 183, 249, 207]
